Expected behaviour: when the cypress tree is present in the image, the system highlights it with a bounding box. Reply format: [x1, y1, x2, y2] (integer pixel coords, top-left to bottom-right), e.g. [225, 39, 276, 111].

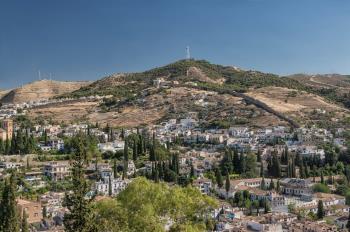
[154, 166, 159, 183]
[63, 134, 96, 232]
[257, 149, 261, 162]
[21, 211, 29, 232]
[190, 164, 195, 178]
[0, 174, 20, 232]
[138, 135, 143, 155]
[122, 159, 128, 180]
[26, 156, 30, 170]
[157, 162, 163, 180]
[299, 160, 305, 178]
[260, 177, 266, 190]
[321, 171, 324, 184]
[43, 130, 48, 146]
[43, 206, 47, 219]
[291, 158, 296, 178]
[312, 165, 316, 182]
[276, 180, 280, 192]
[10, 134, 16, 154]
[0, 139, 4, 154]
[123, 139, 129, 162]
[264, 200, 271, 214]
[215, 168, 223, 188]
[260, 162, 264, 177]
[132, 139, 137, 161]
[149, 145, 155, 161]
[120, 128, 124, 139]
[317, 200, 324, 219]
[269, 179, 275, 190]
[108, 176, 112, 196]
[113, 158, 117, 178]
[240, 154, 246, 174]
[225, 173, 230, 197]
[233, 149, 240, 172]
[5, 136, 10, 155]
[305, 164, 310, 178]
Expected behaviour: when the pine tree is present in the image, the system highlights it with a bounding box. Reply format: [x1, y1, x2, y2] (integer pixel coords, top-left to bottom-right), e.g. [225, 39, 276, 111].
[317, 200, 324, 219]
[21, 211, 29, 232]
[0, 174, 20, 232]
[63, 134, 96, 232]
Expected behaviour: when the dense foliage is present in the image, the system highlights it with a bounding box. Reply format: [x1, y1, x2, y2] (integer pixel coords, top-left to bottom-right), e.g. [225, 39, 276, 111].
[92, 177, 218, 232]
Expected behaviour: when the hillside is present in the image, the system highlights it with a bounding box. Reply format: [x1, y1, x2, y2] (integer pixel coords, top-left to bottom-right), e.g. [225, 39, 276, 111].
[0, 89, 10, 99]
[0, 79, 91, 104]
[27, 59, 350, 128]
[64, 59, 307, 98]
[286, 74, 350, 109]
[246, 87, 349, 128]
[288, 73, 350, 90]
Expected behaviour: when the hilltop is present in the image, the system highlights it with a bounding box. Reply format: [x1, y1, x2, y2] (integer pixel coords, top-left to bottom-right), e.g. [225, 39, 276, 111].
[0, 79, 91, 104]
[64, 59, 306, 99]
[25, 59, 350, 129]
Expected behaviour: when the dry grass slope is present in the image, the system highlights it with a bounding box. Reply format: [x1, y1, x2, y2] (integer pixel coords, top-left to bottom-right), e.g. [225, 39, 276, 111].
[0, 79, 91, 104]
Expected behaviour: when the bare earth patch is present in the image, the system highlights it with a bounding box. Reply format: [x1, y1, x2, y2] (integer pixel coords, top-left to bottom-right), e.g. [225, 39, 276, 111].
[88, 107, 166, 128]
[246, 87, 349, 124]
[28, 101, 98, 123]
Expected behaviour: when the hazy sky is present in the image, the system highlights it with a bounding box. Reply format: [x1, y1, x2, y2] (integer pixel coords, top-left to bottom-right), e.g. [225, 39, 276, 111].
[1, 0, 350, 89]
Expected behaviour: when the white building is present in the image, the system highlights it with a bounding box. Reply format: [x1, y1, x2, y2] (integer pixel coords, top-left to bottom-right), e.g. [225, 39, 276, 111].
[94, 178, 130, 196]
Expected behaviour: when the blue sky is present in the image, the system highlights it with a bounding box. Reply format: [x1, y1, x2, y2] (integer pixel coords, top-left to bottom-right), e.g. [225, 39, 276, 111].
[1, 0, 350, 89]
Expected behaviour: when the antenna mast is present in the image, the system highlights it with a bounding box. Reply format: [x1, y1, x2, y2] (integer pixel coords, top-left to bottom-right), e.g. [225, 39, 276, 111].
[38, 70, 41, 80]
[186, 46, 190, 60]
